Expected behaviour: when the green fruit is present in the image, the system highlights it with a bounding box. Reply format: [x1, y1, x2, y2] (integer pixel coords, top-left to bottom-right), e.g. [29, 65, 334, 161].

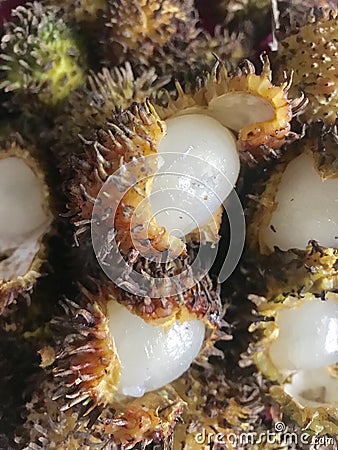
[0, 2, 87, 107]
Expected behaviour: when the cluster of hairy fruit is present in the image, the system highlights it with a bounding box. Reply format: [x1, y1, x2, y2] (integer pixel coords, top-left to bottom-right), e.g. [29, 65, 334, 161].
[0, 1, 337, 449]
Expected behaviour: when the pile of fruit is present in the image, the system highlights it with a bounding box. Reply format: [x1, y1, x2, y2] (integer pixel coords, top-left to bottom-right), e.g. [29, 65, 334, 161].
[0, 1, 337, 449]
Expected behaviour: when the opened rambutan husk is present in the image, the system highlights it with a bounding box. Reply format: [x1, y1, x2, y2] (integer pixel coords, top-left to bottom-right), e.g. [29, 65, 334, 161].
[66, 100, 190, 255]
[22, 277, 230, 449]
[245, 291, 338, 436]
[154, 56, 299, 165]
[63, 57, 298, 320]
[66, 57, 297, 252]
[46, 281, 226, 410]
[246, 121, 338, 301]
[0, 135, 54, 317]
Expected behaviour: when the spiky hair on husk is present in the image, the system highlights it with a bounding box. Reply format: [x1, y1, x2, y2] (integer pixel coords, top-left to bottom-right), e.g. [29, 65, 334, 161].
[154, 57, 301, 165]
[0, 135, 54, 317]
[16, 372, 185, 449]
[18, 366, 272, 450]
[110, 255, 224, 325]
[103, 0, 195, 64]
[53, 62, 170, 158]
[45, 286, 227, 406]
[220, 0, 271, 19]
[171, 365, 267, 450]
[0, 2, 87, 109]
[256, 242, 338, 303]
[45, 293, 121, 410]
[87, 63, 169, 115]
[102, 0, 245, 79]
[245, 292, 338, 437]
[312, 118, 338, 179]
[246, 121, 338, 301]
[272, 7, 338, 125]
[137, 25, 246, 81]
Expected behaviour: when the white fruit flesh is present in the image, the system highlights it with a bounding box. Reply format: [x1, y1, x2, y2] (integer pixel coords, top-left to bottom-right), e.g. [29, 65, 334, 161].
[269, 293, 338, 408]
[261, 152, 338, 251]
[284, 367, 338, 407]
[151, 114, 240, 236]
[208, 93, 275, 132]
[108, 300, 205, 397]
[269, 294, 338, 371]
[0, 157, 51, 280]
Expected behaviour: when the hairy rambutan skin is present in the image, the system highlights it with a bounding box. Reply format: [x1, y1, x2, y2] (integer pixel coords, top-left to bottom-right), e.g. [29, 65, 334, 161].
[113, 259, 224, 326]
[171, 365, 266, 450]
[16, 371, 185, 450]
[272, 8, 338, 125]
[87, 63, 169, 108]
[0, 2, 87, 109]
[54, 63, 170, 158]
[48, 295, 121, 410]
[313, 119, 338, 179]
[221, 0, 271, 17]
[102, 0, 244, 79]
